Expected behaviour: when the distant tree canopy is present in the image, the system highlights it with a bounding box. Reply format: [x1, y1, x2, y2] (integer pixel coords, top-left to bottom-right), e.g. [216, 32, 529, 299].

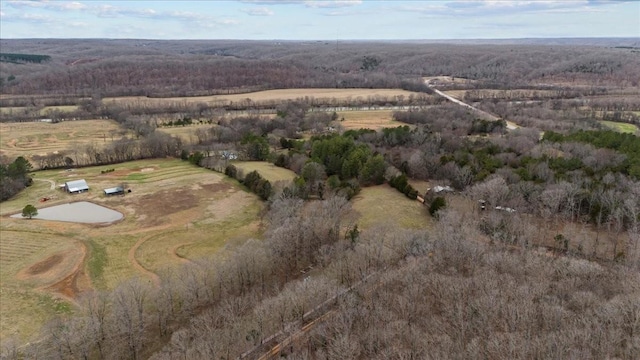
[241, 133, 270, 161]
[0, 156, 33, 201]
[544, 130, 640, 179]
[0, 53, 51, 64]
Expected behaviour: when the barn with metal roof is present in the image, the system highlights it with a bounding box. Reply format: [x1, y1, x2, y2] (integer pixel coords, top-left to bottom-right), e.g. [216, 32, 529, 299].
[64, 179, 89, 193]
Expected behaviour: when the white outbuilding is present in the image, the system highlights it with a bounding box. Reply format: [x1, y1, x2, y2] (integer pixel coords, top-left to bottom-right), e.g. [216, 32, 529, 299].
[64, 179, 89, 193]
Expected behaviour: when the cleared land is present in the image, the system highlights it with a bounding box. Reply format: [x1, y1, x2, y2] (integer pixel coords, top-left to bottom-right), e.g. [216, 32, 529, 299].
[103, 88, 422, 107]
[232, 161, 297, 183]
[0, 119, 124, 161]
[0, 158, 262, 341]
[336, 110, 407, 130]
[600, 120, 639, 134]
[0, 105, 79, 116]
[0, 230, 80, 340]
[157, 123, 214, 142]
[351, 185, 433, 230]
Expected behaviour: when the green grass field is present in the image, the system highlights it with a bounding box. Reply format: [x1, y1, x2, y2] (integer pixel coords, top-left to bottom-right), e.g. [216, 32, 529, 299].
[600, 120, 639, 134]
[352, 185, 433, 230]
[0, 230, 78, 340]
[233, 161, 297, 183]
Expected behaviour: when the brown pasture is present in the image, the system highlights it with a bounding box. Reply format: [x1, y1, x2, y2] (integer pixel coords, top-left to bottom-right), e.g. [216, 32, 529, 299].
[0, 119, 124, 161]
[103, 88, 421, 107]
[336, 110, 407, 130]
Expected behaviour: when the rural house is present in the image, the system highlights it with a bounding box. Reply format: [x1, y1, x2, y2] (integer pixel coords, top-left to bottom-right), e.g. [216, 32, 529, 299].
[64, 179, 89, 193]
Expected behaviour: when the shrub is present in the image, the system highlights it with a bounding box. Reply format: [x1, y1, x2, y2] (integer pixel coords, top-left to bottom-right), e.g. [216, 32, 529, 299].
[429, 197, 447, 217]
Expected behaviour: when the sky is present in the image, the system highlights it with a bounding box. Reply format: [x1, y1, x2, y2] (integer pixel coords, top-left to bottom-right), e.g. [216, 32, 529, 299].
[0, 0, 638, 40]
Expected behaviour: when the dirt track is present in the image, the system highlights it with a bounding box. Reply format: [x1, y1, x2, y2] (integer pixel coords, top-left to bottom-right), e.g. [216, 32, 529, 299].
[128, 231, 164, 287]
[425, 79, 521, 130]
[18, 240, 91, 304]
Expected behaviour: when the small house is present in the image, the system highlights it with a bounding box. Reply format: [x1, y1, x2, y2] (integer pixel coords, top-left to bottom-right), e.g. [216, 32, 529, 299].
[103, 186, 124, 196]
[64, 179, 89, 193]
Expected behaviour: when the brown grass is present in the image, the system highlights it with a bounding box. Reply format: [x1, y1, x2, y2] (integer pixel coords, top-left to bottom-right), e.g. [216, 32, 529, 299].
[104, 88, 420, 107]
[157, 124, 214, 143]
[336, 110, 407, 130]
[351, 185, 433, 230]
[0, 119, 124, 161]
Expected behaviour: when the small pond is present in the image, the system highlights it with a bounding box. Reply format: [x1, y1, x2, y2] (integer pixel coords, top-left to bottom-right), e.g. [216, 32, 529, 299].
[11, 201, 123, 224]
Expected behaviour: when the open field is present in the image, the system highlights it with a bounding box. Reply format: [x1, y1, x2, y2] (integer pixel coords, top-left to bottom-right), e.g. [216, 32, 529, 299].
[103, 88, 422, 107]
[423, 76, 479, 86]
[157, 123, 214, 142]
[352, 185, 433, 230]
[0, 230, 80, 340]
[0, 105, 80, 116]
[232, 161, 297, 183]
[600, 120, 639, 134]
[0, 158, 263, 341]
[335, 110, 407, 130]
[0, 119, 124, 161]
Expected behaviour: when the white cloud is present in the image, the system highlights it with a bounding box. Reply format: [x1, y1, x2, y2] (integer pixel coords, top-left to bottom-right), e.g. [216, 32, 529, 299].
[239, 0, 362, 8]
[305, 0, 362, 8]
[7, 0, 88, 11]
[241, 7, 275, 16]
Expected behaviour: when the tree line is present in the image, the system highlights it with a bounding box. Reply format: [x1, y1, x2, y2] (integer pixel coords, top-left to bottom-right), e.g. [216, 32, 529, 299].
[0, 156, 33, 201]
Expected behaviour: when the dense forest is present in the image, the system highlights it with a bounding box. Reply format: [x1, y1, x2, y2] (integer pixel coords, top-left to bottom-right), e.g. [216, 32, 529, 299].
[1, 39, 639, 97]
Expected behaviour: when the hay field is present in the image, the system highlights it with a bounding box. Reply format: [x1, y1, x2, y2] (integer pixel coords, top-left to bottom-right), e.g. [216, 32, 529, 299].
[352, 185, 433, 230]
[0, 158, 263, 341]
[0, 105, 79, 116]
[157, 123, 215, 143]
[336, 110, 407, 130]
[0, 119, 124, 161]
[233, 161, 297, 183]
[104, 88, 421, 107]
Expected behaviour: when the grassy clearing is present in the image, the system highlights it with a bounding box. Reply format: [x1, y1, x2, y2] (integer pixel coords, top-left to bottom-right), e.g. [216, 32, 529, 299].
[0, 158, 264, 339]
[407, 179, 430, 195]
[600, 120, 639, 134]
[104, 88, 421, 107]
[233, 161, 297, 183]
[352, 185, 433, 230]
[157, 124, 213, 143]
[336, 110, 407, 130]
[0, 230, 78, 340]
[0, 119, 123, 161]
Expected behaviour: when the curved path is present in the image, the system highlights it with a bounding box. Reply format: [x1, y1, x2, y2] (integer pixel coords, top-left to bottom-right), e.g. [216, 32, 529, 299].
[168, 243, 194, 264]
[128, 232, 162, 287]
[34, 178, 56, 190]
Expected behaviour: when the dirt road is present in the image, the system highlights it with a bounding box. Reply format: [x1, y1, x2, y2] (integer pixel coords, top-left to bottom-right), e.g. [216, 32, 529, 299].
[425, 80, 520, 130]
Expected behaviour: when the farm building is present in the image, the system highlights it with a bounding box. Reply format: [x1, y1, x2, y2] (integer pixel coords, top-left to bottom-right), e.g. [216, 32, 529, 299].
[64, 179, 89, 193]
[103, 186, 124, 196]
[423, 185, 455, 204]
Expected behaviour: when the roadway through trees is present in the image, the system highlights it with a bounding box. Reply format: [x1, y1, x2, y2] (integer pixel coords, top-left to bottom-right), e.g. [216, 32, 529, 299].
[425, 79, 521, 130]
